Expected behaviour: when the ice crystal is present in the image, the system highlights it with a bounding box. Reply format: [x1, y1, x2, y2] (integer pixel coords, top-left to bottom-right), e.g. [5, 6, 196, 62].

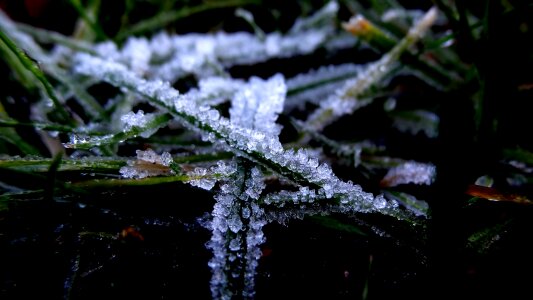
[119, 149, 173, 179]
[230, 74, 286, 136]
[120, 110, 158, 138]
[207, 162, 266, 299]
[381, 161, 436, 187]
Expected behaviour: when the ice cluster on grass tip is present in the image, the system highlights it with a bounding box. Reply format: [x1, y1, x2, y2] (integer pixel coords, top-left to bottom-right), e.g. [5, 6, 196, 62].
[207, 163, 266, 299]
[119, 148, 173, 179]
[120, 110, 158, 138]
[230, 74, 286, 136]
[186, 160, 238, 191]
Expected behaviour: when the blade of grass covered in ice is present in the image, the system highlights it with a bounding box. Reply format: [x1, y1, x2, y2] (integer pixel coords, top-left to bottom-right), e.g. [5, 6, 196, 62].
[104, 1, 339, 85]
[384, 190, 429, 217]
[0, 29, 72, 124]
[207, 160, 266, 299]
[63, 113, 172, 150]
[286, 63, 364, 97]
[77, 161, 236, 188]
[0, 151, 232, 174]
[303, 7, 438, 134]
[16, 22, 96, 54]
[343, 10, 454, 88]
[73, 55, 410, 220]
[114, 0, 260, 42]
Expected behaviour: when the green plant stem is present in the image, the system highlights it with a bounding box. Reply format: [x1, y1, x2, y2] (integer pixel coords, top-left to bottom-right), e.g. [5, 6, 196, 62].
[68, 0, 109, 41]
[0, 103, 41, 155]
[0, 30, 72, 124]
[64, 113, 173, 150]
[0, 118, 76, 133]
[0, 152, 233, 173]
[16, 22, 96, 54]
[115, 0, 259, 41]
[72, 175, 190, 188]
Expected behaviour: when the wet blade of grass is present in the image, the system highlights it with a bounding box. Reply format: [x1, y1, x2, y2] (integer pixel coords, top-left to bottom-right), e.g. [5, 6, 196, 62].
[0, 35, 37, 90]
[0, 12, 106, 120]
[71, 175, 192, 188]
[0, 29, 73, 125]
[0, 102, 41, 155]
[0, 157, 127, 173]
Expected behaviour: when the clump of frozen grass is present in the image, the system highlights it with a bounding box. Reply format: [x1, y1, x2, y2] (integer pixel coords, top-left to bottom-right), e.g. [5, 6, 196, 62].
[0, 2, 442, 299]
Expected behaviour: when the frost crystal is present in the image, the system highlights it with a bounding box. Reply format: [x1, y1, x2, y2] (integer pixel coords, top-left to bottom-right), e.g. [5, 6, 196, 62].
[119, 149, 174, 179]
[186, 161, 237, 191]
[381, 161, 436, 187]
[207, 163, 266, 299]
[230, 74, 286, 136]
[120, 110, 158, 138]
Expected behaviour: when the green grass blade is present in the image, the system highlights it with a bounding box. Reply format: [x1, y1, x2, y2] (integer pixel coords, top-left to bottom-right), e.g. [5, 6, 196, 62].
[64, 113, 172, 150]
[68, 0, 109, 41]
[0, 29, 72, 124]
[115, 0, 260, 41]
[0, 102, 41, 155]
